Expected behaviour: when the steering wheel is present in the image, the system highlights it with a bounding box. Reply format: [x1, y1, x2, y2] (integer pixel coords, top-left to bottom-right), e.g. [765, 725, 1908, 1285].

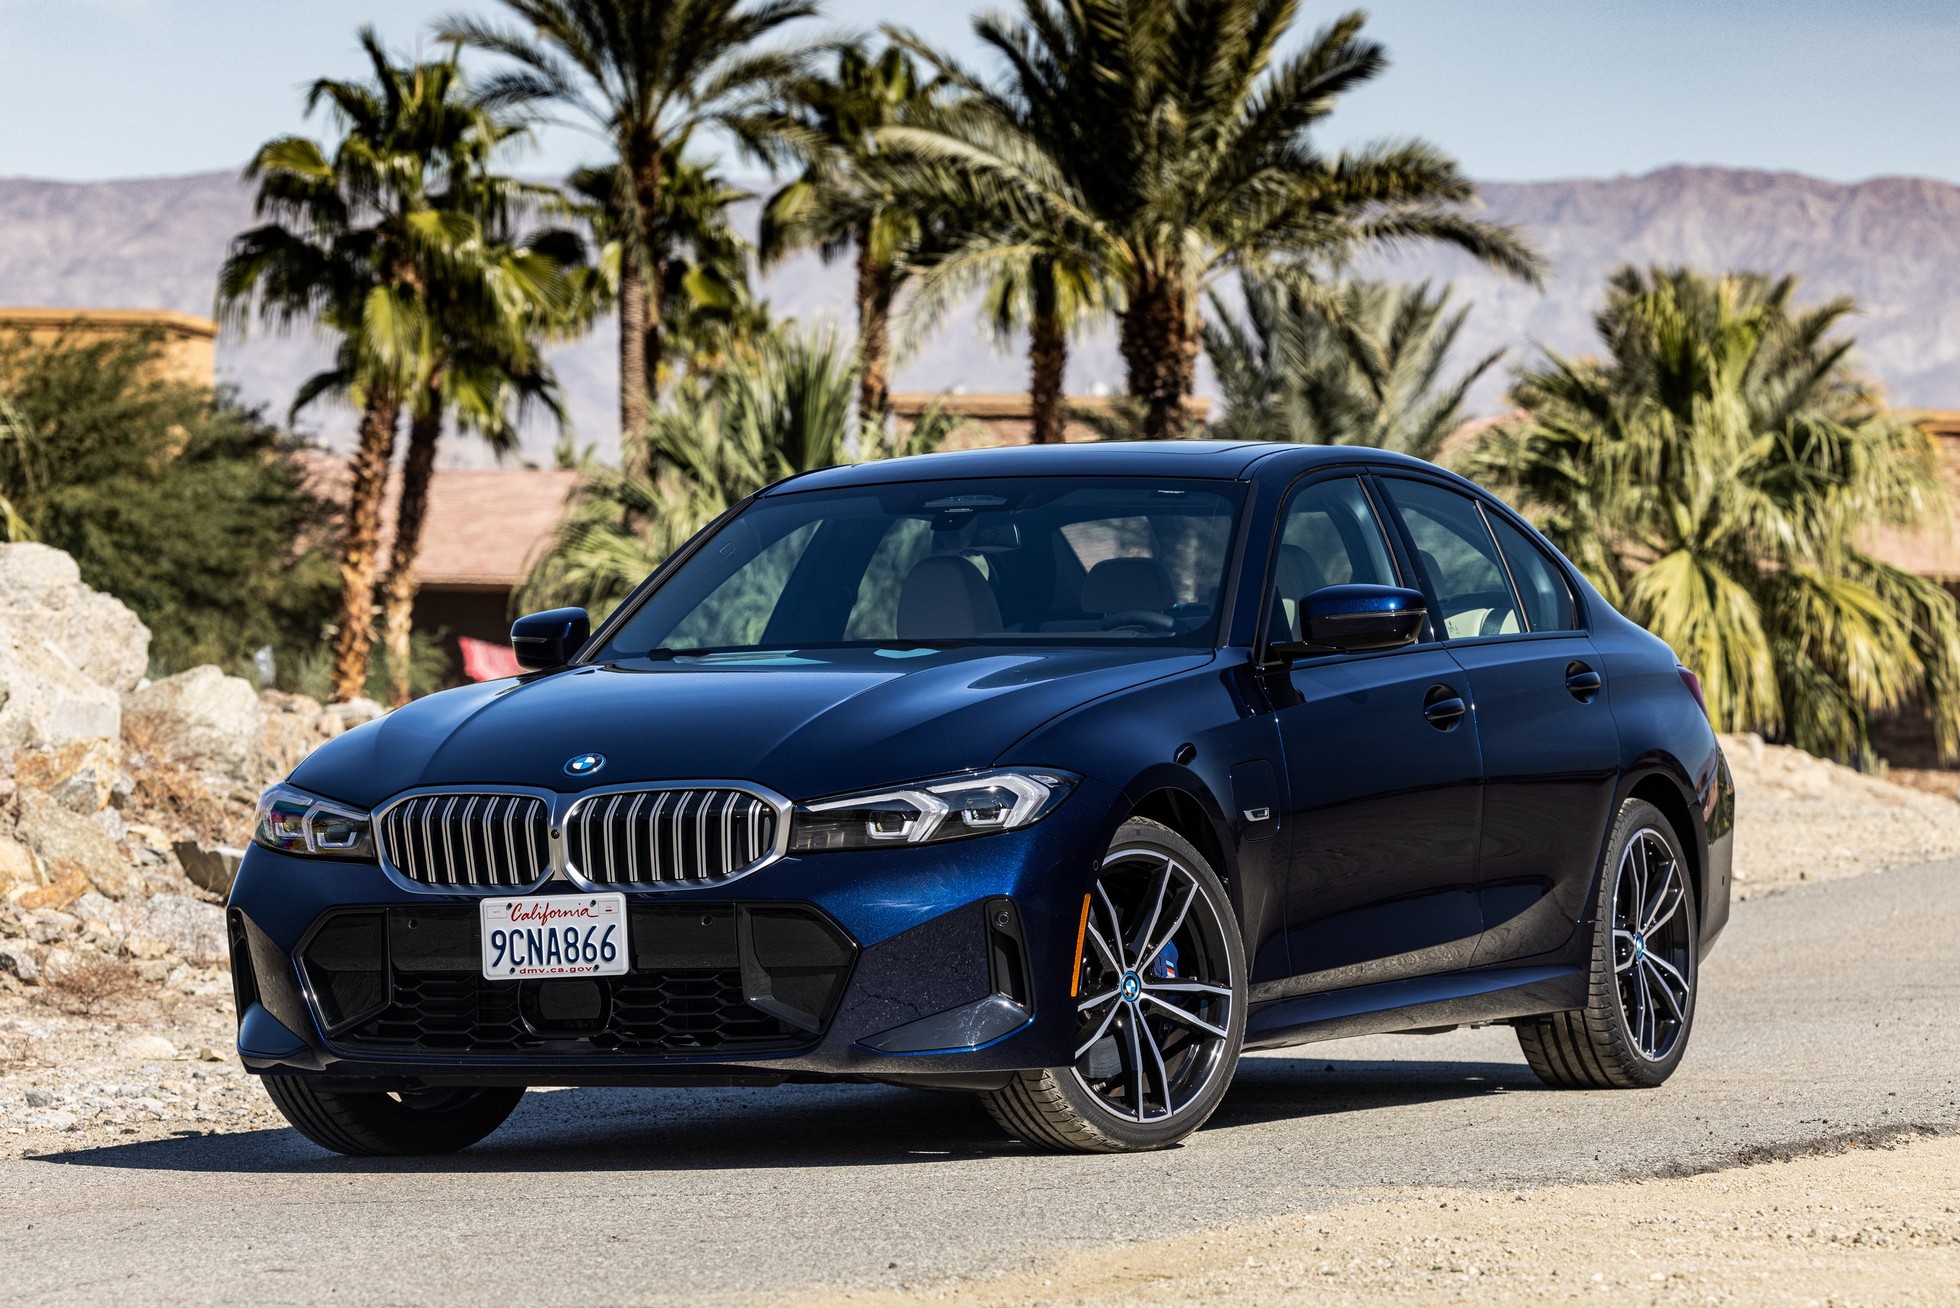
[1095, 610, 1177, 634]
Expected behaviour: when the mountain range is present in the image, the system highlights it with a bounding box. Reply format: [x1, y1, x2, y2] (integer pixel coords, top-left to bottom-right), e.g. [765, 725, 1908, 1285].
[5, 163, 1960, 466]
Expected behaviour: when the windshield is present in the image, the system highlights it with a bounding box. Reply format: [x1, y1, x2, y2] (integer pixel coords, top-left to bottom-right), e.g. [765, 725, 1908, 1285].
[590, 477, 1246, 664]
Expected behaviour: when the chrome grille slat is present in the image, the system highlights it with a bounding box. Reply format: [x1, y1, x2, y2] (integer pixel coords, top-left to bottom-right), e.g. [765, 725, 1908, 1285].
[565, 785, 778, 888]
[381, 792, 551, 890]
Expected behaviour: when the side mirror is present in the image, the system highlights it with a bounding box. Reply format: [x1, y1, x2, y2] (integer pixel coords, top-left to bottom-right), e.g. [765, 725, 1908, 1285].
[1272, 584, 1427, 660]
[510, 607, 590, 670]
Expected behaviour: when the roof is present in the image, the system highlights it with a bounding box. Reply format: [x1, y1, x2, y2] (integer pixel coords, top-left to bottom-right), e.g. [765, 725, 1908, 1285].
[772, 440, 1437, 494]
[296, 452, 579, 589]
[1865, 423, 1960, 579]
[0, 306, 217, 340]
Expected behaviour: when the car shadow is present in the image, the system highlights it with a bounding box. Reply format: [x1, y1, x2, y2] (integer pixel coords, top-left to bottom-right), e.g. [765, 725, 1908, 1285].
[30, 1055, 1539, 1176]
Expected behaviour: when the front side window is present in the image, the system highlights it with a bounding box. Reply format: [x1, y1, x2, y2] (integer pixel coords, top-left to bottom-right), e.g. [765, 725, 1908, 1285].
[590, 478, 1246, 663]
[1381, 478, 1523, 640]
[1267, 477, 1399, 641]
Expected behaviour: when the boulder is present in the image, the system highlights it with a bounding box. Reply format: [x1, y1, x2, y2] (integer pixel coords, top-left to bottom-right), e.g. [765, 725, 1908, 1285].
[173, 840, 245, 897]
[0, 940, 40, 982]
[0, 833, 42, 900]
[0, 543, 151, 694]
[123, 665, 266, 786]
[71, 891, 227, 965]
[0, 544, 151, 756]
[258, 689, 329, 778]
[13, 737, 121, 813]
[13, 790, 144, 901]
[322, 697, 388, 734]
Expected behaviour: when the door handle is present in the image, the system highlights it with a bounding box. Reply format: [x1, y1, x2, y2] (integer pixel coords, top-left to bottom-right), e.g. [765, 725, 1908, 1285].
[1565, 662, 1603, 703]
[1423, 685, 1467, 730]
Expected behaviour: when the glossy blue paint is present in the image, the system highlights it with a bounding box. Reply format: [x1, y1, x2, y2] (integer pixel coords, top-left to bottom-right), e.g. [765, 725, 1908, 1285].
[231, 442, 1730, 1092]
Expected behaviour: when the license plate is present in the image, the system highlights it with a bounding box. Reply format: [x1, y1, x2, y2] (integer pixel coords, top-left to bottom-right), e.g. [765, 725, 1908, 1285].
[480, 894, 628, 980]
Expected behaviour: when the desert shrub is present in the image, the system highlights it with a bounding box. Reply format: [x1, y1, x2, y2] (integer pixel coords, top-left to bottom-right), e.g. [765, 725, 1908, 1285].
[0, 327, 339, 675]
[37, 955, 145, 1015]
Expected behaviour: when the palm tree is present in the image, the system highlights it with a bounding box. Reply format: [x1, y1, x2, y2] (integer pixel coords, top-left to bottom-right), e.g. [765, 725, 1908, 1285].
[762, 42, 938, 424]
[1465, 266, 1960, 765]
[220, 30, 513, 702]
[520, 327, 958, 614]
[440, 0, 817, 436]
[887, 1, 1540, 440]
[1203, 275, 1499, 458]
[565, 150, 767, 391]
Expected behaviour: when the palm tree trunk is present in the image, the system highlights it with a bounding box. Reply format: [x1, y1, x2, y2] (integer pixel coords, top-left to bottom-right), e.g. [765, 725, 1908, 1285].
[330, 389, 400, 703]
[618, 265, 649, 435]
[1119, 269, 1198, 441]
[376, 393, 442, 707]
[1029, 261, 1067, 444]
[855, 226, 894, 423]
[635, 153, 666, 414]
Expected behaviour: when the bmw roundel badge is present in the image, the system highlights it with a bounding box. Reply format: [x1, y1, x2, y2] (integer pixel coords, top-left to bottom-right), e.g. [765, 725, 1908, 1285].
[564, 752, 606, 777]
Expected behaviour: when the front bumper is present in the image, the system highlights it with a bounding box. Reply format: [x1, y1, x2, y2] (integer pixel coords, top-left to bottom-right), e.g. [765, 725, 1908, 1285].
[227, 779, 1116, 1088]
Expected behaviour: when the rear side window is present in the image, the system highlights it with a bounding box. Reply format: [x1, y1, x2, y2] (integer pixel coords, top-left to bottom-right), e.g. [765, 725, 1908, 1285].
[1380, 478, 1522, 640]
[1488, 516, 1578, 631]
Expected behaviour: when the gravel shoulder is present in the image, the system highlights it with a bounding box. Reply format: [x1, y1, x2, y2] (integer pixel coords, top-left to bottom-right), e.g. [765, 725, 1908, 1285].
[803, 1129, 1960, 1307]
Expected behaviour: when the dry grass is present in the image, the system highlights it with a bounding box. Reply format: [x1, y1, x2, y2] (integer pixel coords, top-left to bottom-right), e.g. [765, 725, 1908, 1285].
[119, 721, 238, 845]
[36, 956, 145, 1015]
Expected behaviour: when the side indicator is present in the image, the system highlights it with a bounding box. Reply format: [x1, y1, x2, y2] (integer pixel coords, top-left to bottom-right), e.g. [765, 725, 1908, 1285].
[1070, 893, 1092, 998]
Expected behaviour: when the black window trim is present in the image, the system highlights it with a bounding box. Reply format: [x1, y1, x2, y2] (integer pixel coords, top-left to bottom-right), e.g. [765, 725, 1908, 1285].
[1251, 465, 1442, 669]
[1368, 470, 1592, 646]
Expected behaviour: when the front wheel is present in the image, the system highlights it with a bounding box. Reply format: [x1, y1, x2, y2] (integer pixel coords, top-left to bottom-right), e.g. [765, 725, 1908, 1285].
[262, 1076, 525, 1156]
[1516, 798, 1699, 1089]
[982, 817, 1246, 1152]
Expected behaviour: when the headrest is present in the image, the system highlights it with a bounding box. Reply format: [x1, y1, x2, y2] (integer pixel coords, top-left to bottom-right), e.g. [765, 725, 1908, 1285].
[1274, 544, 1324, 602]
[897, 555, 1002, 638]
[1081, 557, 1175, 614]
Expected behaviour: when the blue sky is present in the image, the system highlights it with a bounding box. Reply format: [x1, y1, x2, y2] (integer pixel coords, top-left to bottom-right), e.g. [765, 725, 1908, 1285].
[5, 0, 1960, 184]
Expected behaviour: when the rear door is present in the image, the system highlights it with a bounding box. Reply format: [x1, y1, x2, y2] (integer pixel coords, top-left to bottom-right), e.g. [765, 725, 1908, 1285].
[1263, 474, 1486, 994]
[1375, 476, 1621, 965]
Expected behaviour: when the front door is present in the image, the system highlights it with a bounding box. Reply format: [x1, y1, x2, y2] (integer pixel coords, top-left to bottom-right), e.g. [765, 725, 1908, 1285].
[1376, 476, 1622, 965]
[1262, 475, 1486, 995]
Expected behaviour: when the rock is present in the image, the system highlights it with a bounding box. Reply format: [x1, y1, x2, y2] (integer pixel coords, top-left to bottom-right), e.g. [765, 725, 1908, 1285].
[173, 840, 244, 897]
[90, 807, 127, 843]
[0, 634, 123, 754]
[121, 1034, 176, 1061]
[13, 791, 143, 901]
[23, 1109, 78, 1132]
[22, 1088, 53, 1108]
[73, 892, 227, 964]
[0, 941, 38, 982]
[123, 665, 267, 786]
[13, 737, 122, 813]
[0, 834, 42, 899]
[322, 697, 387, 733]
[0, 543, 150, 693]
[258, 689, 329, 777]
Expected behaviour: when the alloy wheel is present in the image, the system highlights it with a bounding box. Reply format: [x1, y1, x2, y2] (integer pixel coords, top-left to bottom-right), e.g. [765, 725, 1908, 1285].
[1070, 845, 1237, 1123]
[1612, 827, 1694, 1061]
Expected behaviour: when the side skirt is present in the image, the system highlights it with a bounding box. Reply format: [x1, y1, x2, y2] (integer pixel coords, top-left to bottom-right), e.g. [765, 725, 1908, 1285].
[1243, 964, 1586, 1051]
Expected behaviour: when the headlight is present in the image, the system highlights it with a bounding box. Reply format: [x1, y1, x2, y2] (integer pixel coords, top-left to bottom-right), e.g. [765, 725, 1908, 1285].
[252, 783, 375, 859]
[788, 769, 1078, 852]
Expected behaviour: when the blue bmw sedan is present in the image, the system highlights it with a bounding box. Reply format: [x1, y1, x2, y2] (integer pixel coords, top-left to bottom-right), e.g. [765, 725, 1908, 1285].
[231, 441, 1733, 1155]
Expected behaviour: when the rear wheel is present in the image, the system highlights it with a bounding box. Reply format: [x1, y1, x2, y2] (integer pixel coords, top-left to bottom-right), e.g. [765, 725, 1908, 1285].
[1516, 798, 1698, 1089]
[262, 1076, 524, 1156]
[981, 818, 1246, 1152]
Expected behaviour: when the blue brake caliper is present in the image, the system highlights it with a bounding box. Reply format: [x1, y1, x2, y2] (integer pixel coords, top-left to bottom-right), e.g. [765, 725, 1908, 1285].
[1147, 941, 1179, 981]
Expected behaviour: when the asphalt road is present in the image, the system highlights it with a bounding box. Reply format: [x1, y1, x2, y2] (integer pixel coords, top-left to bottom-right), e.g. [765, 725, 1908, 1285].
[7, 860, 1958, 1306]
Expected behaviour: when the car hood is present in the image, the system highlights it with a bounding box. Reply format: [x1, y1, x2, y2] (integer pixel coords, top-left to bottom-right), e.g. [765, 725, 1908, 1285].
[291, 646, 1212, 808]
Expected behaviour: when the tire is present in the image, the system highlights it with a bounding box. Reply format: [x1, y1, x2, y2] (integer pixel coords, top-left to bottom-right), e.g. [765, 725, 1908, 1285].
[1516, 798, 1699, 1089]
[982, 817, 1247, 1152]
[262, 1076, 525, 1156]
